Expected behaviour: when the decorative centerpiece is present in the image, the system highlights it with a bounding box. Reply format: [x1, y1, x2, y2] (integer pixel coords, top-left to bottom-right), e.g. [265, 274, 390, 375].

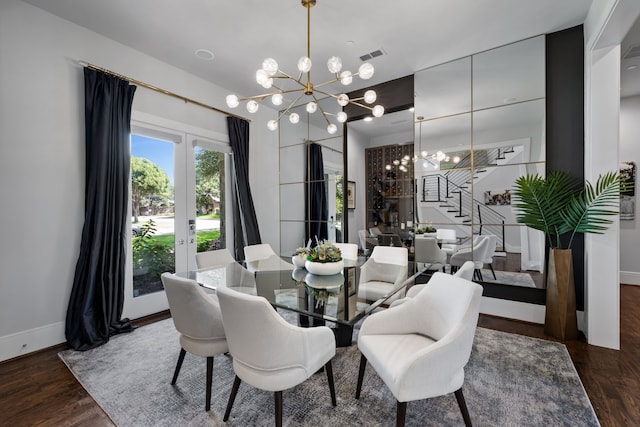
[304, 241, 343, 275]
[292, 246, 310, 268]
[415, 224, 437, 237]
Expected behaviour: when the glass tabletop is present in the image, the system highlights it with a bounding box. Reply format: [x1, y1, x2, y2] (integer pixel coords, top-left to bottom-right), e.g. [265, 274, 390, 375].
[176, 257, 425, 326]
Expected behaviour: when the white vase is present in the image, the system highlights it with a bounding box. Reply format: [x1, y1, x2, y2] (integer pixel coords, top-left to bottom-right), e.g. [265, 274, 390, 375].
[304, 260, 344, 275]
[292, 254, 307, 268]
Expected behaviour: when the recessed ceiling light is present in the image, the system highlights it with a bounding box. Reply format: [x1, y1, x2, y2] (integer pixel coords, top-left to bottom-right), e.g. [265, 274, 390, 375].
[195, 49, 215, 61]
[363, 117, 373, 122]
[346, 40, 355, 46]
[627, 64, 638, 70]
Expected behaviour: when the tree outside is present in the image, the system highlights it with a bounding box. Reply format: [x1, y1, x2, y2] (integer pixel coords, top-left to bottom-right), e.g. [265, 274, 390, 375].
[131, 157, 172, 222]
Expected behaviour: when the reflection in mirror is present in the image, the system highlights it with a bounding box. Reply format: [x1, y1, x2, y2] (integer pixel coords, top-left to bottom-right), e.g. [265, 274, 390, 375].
[279, 99, 344, 256]
[413, 35, 546, 290]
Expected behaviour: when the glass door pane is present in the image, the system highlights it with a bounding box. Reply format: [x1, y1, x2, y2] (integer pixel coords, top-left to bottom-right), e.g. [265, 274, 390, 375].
[130, 134, 176, 297]
[194, 146, 225, 253]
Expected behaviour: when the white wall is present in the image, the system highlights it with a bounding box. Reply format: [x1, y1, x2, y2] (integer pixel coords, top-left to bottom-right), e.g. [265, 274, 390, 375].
[346, 127, 368, 245]
[0, 0, 278, 361]
[619, 95, 640, 285]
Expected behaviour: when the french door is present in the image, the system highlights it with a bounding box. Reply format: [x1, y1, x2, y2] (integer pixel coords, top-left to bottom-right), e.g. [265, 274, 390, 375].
[123, 121, 229, 319]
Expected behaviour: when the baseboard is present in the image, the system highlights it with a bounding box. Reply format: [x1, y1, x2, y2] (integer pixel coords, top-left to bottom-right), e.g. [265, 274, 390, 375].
[620, 271, 640, 286]
[0, 321, 65, 363]
[480, 296, 545, 324]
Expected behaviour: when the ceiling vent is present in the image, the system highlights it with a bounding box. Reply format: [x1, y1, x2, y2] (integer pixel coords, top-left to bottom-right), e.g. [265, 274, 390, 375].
[623, 44, 640, 59]
[359, 48, 386, 62]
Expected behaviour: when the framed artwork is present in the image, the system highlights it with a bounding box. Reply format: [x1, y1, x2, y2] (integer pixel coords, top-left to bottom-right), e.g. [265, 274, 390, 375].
[347, 181, 356, 209]
[484, 189, 511, 205]
[620, 161, 636, 220]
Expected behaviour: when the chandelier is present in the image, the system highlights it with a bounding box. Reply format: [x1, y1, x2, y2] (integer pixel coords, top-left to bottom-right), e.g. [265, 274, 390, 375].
[225, 0, 384, 134]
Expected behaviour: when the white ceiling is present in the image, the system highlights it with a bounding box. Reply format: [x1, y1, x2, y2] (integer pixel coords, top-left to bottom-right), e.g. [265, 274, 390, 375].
[21, 0, 639, 138]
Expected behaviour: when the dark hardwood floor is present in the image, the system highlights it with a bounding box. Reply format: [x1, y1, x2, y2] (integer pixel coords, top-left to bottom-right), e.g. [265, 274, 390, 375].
[2, 287, 639, 426]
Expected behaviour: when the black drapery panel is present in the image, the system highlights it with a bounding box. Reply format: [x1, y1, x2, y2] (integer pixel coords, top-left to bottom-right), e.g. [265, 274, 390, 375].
[66, 68, 136, 351]
[305, 143, 328, 244]
[227, 116, 261, 261]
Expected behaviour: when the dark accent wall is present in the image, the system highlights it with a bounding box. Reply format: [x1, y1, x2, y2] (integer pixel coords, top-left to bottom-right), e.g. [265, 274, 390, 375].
[344, 75, 414, 122]
[546, 25, 585, 310]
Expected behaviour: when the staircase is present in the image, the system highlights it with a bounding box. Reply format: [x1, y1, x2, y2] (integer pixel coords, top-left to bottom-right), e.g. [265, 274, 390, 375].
[418, 146, 521, 251]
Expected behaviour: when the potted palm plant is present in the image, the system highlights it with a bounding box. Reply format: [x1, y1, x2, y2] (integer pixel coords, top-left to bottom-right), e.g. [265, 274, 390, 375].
[512, 170, 623, 340]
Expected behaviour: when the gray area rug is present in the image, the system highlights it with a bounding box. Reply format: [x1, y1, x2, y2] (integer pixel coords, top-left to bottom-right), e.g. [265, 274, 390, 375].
[59, 318, 599, 426]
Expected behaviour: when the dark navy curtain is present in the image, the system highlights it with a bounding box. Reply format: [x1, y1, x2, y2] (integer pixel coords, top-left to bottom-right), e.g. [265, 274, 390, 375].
[66, 68, 136, 351]
[227, 116, 261, 261]
[306, 143, 328, 244]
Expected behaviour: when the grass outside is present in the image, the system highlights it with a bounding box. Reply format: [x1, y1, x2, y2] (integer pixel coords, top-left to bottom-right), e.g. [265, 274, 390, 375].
[148, 230, 220, 248]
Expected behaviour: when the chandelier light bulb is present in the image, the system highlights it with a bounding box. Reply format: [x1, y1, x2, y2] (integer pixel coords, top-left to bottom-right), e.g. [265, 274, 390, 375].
[306, 101, 317, 113]
[339, 70, 353, 85]
[298, 56, 312, 73]
[399, 165, 407, 172]
[453, 156, 461, 163]
[327, 124, 337, 134]
[226, 94, 239, 108]
[267, 120, 278, 131]
[262, 58, 279, 76]
[256, 69, 268, 85]
[421, 150, 428, 157]
[386, 165, 392, 170]
[260, 78, 273, 89]
[336, 111, 348, 123]
[246, 100, 259, 113]
[363, 90, 377, 104]
[271, 93, 283, 106]
[358, 62, 375, 80]
[393, 159, 400, 165]
[436, 151, 446, 161]
[372, 105, 385, 117]
[289, 112, 300, 124]
[336, 94, 349, 107]
[403, 155, 410, 161]
[444, 156, 451, 162]
[327, 56, 343, 74]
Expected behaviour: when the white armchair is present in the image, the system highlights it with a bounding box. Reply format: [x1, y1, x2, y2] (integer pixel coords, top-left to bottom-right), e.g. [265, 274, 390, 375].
[195, 248, 236, 269]
[355, 272, 483, 426]
[357, 246, 408, 303]
[334, 242, 359, 262]
[243, 243, 293, 272]
[160, 273, 228, 411]
[450, 235, 491, 281]
[414, 236, 447, 271]
[216, 287, 337, 426]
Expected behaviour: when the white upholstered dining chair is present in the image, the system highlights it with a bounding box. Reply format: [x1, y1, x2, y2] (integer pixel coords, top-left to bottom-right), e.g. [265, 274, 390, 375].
[355, 272, 483, 426]
[357, 246, 409, 303]
[195, 248, 236, 269]
[160, 272, 228, 411]
[216, 287, 337, 426]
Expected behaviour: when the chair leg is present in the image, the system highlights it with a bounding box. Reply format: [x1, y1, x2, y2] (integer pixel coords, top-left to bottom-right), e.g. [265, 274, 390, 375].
[223, 375, 241, 421]
[171, 348, 186, 385]
[205, 356, 213, 411]
[274, 390, 283, 427]
[489, 264, 496, 280]
[477, 268, 483, 281]
[325, 360, 337, 406]
[396, 401, 407, 427]
[454, 388, 473, 427]
[355, 353, 367, 399]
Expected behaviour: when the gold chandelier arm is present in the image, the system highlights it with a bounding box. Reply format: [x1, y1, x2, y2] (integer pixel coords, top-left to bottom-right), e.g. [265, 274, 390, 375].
[275, 92, 306, 121]
[313, 76, 342, 89]
[311, 94, 332, 126]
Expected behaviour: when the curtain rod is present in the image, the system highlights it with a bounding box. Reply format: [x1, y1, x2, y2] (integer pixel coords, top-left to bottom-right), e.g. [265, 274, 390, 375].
[79, 61, 251, 122]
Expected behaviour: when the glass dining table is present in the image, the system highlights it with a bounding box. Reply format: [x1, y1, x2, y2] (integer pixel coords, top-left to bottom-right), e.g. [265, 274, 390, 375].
[175, 256, 426, 347]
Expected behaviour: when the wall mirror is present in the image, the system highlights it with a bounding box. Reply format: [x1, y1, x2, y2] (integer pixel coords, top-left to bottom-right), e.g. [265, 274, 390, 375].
[414, 35, 546, 290]
[279, 97, 344, 256]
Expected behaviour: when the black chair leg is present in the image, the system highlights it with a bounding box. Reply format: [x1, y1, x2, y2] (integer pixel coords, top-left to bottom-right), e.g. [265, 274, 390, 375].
[223, 375, 241, 421]
[274, 390, 283, 427]
[478, 268, 483, 281]
[325, 360, 337, 406]
[454, 388, 472, 427]
[171, 348, 186, 385]
[205, 356, 213, 411]
[489, 264, 496, 280]
[355, 353, 367, 399]
[396, 401, 407, 427]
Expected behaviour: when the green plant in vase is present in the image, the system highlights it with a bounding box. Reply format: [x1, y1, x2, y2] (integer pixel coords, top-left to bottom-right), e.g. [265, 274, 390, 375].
[512, 170, 625, 339]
